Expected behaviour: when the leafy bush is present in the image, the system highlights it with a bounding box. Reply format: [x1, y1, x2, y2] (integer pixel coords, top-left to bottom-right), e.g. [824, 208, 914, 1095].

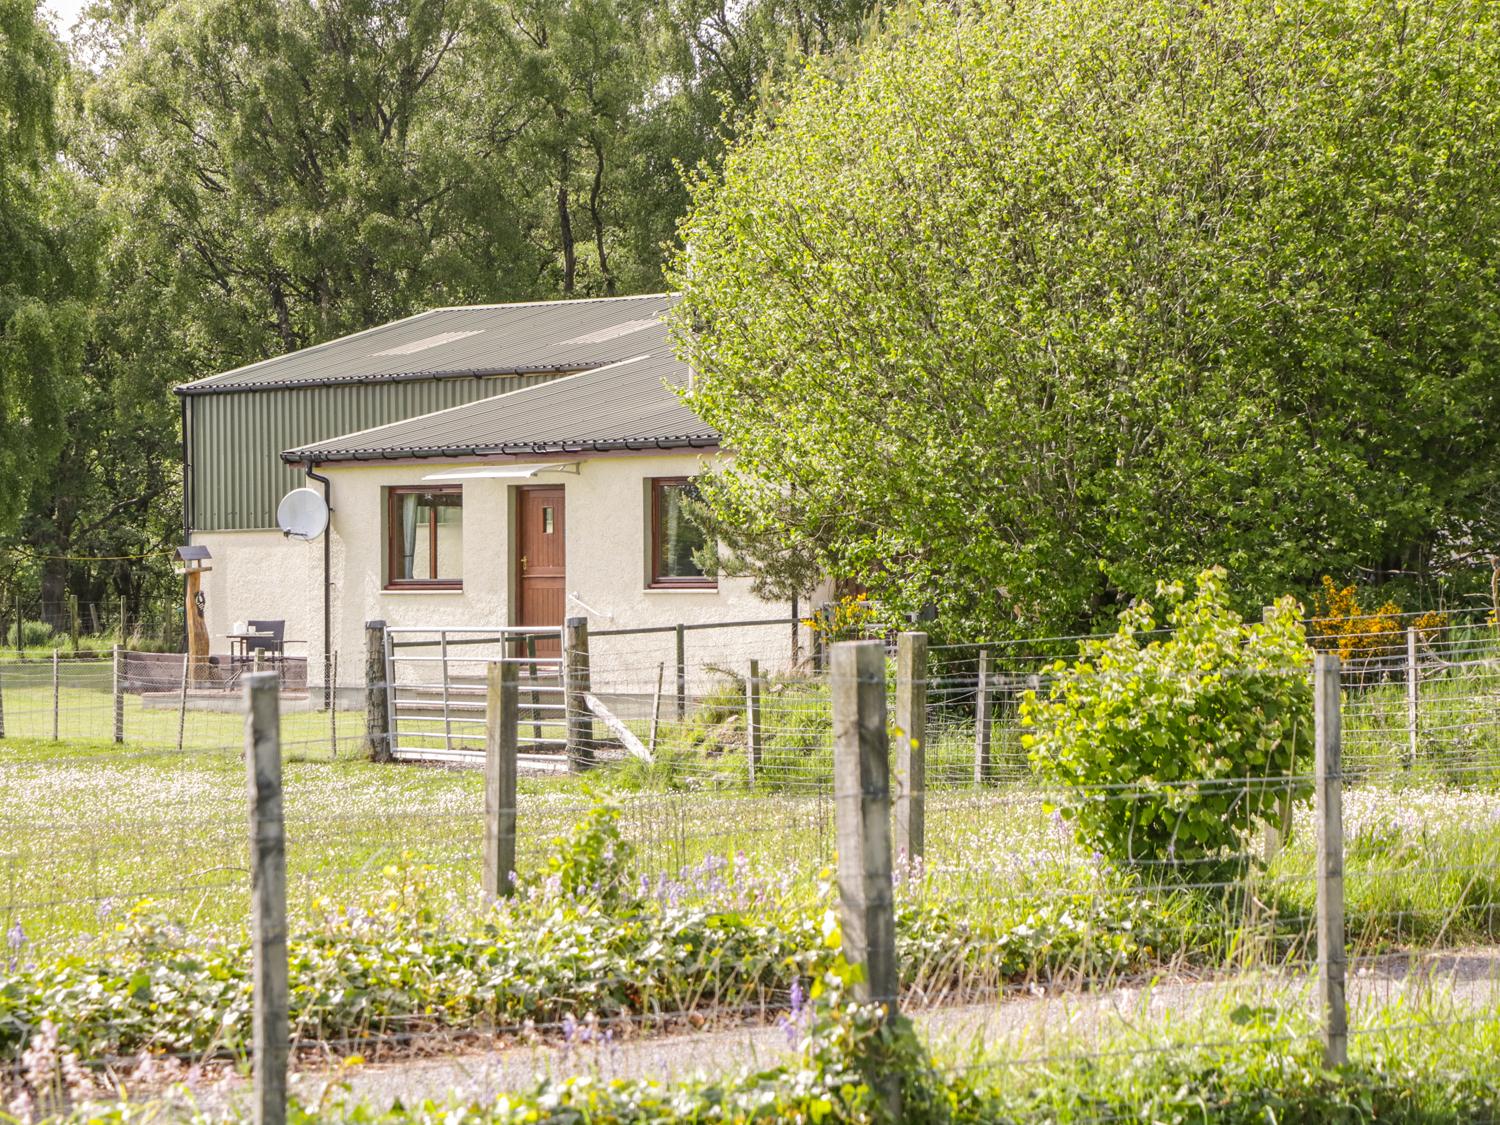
[1022, 569, 1313, 876]
[18, 620, 53, 647]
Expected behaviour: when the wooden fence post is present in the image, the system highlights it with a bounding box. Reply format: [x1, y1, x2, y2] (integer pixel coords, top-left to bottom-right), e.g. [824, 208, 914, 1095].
[564, 616, 593, 770]
[1405, 625, 1419, 769]
[895, 631, 928, 863]
[675, 622, 687, 721]
[831, 639, 901, 1118]
[972, 648, 992, 786]
[364, 620, 391, 762]
[245, 671, 288, 1125]
[484, 660, 519, 897]
[52, 649, 60, 741]
[112, 644, 125, 744]
[746, 659, 763, 786]
[1315, 653, 1348, 1068]
[648, 661, 664, 759]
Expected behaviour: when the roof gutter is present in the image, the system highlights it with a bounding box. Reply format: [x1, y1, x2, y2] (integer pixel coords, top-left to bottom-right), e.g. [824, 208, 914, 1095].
[281, 435, 720, 466]
[173, 361, 613, 397]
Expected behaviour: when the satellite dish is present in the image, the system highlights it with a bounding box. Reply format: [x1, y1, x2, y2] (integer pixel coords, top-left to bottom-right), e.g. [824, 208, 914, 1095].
[277, 488, 329, 540]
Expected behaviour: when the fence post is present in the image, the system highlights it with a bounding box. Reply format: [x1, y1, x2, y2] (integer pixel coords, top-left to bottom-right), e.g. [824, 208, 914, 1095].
[176, 651, 189, 752]
[648, 661, 664, 759]
[973, 648, 992, 786]
[67, 594, 78, 654]
[831, 639, 901, 1118]
[1405, 625, 1419, 769]
[1315, 653, 1348, 1068]
[484, 660, 519, 897]
[245, 671, 288, 1125]
[0, 655, 6, 739]
[675, 622, 687, 721]
[364, 620, 391, 762]
[895, 631, 928, 863]
[564, 616, 593, 771]
[746, 659, 762, 786]
[112, 644, 125, 744]
[52, 649, 60, 741]
[13, 592, 21, 660]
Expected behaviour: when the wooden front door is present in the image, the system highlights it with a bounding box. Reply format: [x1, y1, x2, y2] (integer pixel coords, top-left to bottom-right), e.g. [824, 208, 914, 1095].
[516, 486, 566, 653]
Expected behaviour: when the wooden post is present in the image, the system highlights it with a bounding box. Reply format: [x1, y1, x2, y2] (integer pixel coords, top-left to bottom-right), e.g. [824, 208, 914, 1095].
[1405, 625, 1419, 769]
[674, 622, 687, 721]
[895, 632, 928, 862]
[973, 649, 992, 786]
[364, 620, 391, 762]
[176, 651, 189, 753]
[52, 649, 60, 741]
[831, 639, 901, 1118]
[112, 644, 124, 744]
[831, 640, 899, 1008]
[746, 659, 763, 786]
[13, 591, 21, 660]
[484, 660, 519, 897]
[648, 661, 664, 759]
[1315, 653, 1347, 1068]
[0, 654, 6, 739]
[564, 616, 593, 770]
[245, 671, 288, 1125]
[185, 567, 210, 686]
[68, 594, 79, 655]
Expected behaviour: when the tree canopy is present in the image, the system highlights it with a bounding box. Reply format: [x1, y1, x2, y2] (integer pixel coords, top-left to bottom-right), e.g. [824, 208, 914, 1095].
[0, 0, 878, 620]
[673, 0, 1500, 636]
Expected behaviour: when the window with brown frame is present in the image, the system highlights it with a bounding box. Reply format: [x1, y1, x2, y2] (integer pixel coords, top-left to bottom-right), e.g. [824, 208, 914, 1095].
[649, 477, 715, 589]
[386, 487, 463, 589]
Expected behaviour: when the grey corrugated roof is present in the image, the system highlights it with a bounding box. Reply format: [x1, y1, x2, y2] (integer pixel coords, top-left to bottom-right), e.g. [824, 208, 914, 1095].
[280, 351, 716, 462]
[177, 293, 678, 394]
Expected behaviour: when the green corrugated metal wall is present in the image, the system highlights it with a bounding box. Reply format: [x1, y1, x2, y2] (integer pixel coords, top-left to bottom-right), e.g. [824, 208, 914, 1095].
[186, 374, 565, 530]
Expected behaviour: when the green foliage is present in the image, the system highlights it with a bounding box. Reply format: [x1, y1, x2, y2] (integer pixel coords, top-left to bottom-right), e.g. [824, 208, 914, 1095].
[1022, 569, 1314, 875]
[673, 0, 1500, 637]
[542, 802, 636, 908]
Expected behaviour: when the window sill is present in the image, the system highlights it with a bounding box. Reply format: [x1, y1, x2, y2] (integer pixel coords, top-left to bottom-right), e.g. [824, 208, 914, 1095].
[645, 584, 719, 594]
[383, 586, 465, 595]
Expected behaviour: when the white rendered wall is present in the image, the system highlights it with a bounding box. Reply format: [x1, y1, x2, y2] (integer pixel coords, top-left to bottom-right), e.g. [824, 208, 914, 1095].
[202, 452, 812, 688]
[187, 528, 322, 670]
[322, 452, 802, 687]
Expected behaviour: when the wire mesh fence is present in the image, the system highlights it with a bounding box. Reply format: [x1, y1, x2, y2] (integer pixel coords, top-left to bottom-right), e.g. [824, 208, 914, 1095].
[4, 615, 1500, 1120]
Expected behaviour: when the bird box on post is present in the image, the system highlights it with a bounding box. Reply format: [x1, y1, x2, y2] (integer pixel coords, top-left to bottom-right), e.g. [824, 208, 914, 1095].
[174, 545, 213, 685]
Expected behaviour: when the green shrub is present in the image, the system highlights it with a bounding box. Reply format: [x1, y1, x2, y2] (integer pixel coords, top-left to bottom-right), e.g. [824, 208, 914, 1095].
[19, 620, 54, 647]
[1022, 568, 1313, 876]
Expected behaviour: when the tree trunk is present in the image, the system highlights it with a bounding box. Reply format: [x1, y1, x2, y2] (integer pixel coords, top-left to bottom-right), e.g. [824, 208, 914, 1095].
[558, 145, 576, 294]
[589, 135, 614, 296]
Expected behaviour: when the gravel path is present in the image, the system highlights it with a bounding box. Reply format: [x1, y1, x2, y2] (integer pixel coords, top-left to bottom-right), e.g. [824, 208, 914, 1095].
[248, 947, 1500, 1112]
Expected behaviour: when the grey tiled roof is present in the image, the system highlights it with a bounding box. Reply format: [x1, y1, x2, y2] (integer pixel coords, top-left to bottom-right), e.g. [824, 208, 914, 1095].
[177, 294, 678, 393]
[281, 352, 716, 462]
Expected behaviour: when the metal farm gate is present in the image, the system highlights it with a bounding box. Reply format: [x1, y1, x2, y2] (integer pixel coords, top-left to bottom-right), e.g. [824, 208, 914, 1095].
[382, 625, 565, 762]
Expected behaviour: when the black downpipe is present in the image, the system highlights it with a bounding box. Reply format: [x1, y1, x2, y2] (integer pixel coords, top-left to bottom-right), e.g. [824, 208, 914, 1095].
[303, 460, 334, 708]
